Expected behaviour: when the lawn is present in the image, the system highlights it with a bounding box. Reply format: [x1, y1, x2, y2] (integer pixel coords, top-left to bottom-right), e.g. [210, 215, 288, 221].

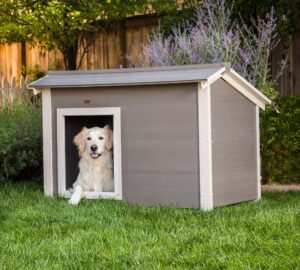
[0, 183, 299, 269]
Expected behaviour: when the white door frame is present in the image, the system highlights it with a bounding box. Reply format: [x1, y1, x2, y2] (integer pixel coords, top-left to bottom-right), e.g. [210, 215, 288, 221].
[57, 107, 122, 200]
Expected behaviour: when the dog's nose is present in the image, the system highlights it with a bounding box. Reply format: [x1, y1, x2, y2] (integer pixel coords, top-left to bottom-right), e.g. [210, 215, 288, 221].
[90, 145, 98, 152]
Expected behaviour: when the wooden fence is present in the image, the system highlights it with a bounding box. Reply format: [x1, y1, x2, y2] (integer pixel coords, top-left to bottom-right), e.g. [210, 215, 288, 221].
[0, 14, 299, 96]
[271, 31, 300, 97]
[0, 15, 157, 79]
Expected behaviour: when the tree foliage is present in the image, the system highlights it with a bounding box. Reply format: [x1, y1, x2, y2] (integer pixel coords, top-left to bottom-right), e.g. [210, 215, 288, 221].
[0, 0, 196, 70]
[228, 0, 300, 46]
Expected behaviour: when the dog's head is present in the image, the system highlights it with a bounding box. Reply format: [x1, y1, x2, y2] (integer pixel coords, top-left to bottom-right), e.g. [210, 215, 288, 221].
[73, 126, 113, 159]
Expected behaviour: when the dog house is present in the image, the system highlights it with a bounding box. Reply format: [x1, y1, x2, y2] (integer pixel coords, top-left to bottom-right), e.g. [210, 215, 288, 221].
[28, 64, 271, 210]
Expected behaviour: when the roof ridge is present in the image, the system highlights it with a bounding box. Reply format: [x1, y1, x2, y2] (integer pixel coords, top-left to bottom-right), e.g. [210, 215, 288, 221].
[47, 63, 230, 75]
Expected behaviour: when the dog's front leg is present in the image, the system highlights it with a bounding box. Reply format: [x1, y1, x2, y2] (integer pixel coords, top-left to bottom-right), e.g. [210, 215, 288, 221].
[69, 185, 83, 205]
[94, 179, 103, 192]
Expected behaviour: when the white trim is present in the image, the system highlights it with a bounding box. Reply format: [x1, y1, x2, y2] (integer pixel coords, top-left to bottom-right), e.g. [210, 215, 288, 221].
[256, 106, 261, 200]
[42, 88, 54, 196]
[230, 69, 272, 105]
[57, 109, 66, 197]
[32, 88, 41, 95]
[222, 71, 271, 110]
[57, 107, 122, 200]
[198, 83, 213, 211]
[27, 75, 49, 94]
[201, 67, 226, 89]
[29, 66, 271, 111]
[63, 191, 118, 200]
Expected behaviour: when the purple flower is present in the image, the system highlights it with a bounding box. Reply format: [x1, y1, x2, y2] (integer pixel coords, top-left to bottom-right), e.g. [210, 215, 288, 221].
[139, 0, 283, 96]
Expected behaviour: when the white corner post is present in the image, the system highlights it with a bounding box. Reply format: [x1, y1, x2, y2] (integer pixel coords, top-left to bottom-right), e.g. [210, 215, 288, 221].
[256, 106, 261, 200]
[198, 82, 213, 211]
[42, 88, 54, 196]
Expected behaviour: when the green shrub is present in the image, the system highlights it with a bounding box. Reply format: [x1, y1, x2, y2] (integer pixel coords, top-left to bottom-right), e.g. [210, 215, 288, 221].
[260, 95, 300, 184]
[0, 104, 42, 182]
[21, 65, 46, 81]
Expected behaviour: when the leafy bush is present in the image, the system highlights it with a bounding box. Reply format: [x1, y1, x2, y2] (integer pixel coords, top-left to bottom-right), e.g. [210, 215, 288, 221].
[22, 65, 46, 81]
[261, 95, 300, 184]
[0, 104, 42, 182]
[141, 0, 285, 99]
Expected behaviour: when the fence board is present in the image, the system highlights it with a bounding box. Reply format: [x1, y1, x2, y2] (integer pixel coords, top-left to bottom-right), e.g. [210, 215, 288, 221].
[271, 35, 300, 97]
[0, 77, 2, 104]
[292, 30, 300, 94]
[11, 43, 21, 78]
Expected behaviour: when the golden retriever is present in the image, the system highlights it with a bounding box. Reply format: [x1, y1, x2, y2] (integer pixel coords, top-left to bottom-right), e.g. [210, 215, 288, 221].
[69, 126, 114, 205]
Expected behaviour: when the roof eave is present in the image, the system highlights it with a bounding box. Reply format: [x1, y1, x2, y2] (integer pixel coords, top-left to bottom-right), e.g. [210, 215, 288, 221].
[27, 64, 228, 90]
[26, 65, 272, 110]
[27, 75, 50, 94]
[221, 69, 271, 110]
[27, 79, 207, 91]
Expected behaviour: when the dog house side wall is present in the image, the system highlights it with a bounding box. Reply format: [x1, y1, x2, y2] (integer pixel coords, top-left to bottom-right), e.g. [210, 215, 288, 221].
[211, 79, 258, 207]
[50, 83, 200, 208]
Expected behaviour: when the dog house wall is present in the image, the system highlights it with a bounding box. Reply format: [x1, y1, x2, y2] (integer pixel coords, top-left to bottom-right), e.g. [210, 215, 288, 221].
[210, 79, 258, 207]
[51, 83, 200, 207]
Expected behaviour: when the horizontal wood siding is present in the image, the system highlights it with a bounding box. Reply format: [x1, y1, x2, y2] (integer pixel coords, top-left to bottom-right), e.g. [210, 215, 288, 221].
[50, 83, 200, 207]
[211, 79, 257, 207]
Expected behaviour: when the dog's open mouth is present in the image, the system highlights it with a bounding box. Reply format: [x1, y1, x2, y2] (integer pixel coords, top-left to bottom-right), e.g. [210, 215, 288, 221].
[90, 153, 102, 159]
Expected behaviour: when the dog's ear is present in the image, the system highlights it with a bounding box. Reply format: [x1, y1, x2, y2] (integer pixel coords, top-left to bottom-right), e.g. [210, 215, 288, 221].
[73, 127, 88, 156]
[104, 125, 113, 151]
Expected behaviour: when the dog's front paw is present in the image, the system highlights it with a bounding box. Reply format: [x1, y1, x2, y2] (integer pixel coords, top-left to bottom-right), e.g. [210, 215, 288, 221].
[68, 185, 83, 205]
[68, 194, 81, 205]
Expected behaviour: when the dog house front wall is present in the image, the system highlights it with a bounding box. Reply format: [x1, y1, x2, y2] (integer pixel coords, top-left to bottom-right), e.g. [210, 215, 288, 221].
[50, 83, 201, 208]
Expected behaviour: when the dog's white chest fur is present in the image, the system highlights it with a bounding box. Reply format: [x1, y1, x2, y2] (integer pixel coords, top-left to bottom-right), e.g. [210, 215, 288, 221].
[75, 154, 113, 192]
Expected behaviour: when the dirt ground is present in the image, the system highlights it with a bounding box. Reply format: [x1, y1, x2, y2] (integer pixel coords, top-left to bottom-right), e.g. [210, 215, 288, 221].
[262, 184, 300, 191]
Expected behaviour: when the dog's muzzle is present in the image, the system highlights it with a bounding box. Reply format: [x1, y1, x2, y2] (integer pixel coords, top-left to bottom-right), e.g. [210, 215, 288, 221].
[90, 145, 101, 159]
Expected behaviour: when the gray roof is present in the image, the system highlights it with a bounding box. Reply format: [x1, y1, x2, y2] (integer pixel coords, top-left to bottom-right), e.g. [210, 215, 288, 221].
[28, 63, 229, 89]
[27, 63, 272, 109]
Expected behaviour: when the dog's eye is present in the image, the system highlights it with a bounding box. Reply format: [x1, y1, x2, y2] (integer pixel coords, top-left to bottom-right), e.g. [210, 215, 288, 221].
[87, 137, 92, 140]
[99, 136, 104, 140]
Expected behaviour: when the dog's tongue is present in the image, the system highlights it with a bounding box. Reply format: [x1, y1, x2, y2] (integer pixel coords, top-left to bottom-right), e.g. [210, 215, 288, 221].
[90, 153, 99, 159]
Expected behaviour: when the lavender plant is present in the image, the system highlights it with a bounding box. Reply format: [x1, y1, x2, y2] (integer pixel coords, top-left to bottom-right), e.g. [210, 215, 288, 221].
[141, 0, 284, 98]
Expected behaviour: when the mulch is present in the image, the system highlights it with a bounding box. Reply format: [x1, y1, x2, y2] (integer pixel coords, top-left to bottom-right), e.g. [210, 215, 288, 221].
[262, 184, 300, 192]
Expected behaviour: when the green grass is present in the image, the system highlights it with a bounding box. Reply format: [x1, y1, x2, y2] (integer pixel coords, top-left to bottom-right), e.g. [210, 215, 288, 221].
[0, 183, 299, 269]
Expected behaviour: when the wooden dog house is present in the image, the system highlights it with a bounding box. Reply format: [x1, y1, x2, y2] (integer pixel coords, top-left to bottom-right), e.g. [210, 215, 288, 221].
[28, 64, 271, 210]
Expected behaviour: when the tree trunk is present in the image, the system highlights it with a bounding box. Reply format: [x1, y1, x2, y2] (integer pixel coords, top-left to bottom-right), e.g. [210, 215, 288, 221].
[62, 42, 78, 70]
